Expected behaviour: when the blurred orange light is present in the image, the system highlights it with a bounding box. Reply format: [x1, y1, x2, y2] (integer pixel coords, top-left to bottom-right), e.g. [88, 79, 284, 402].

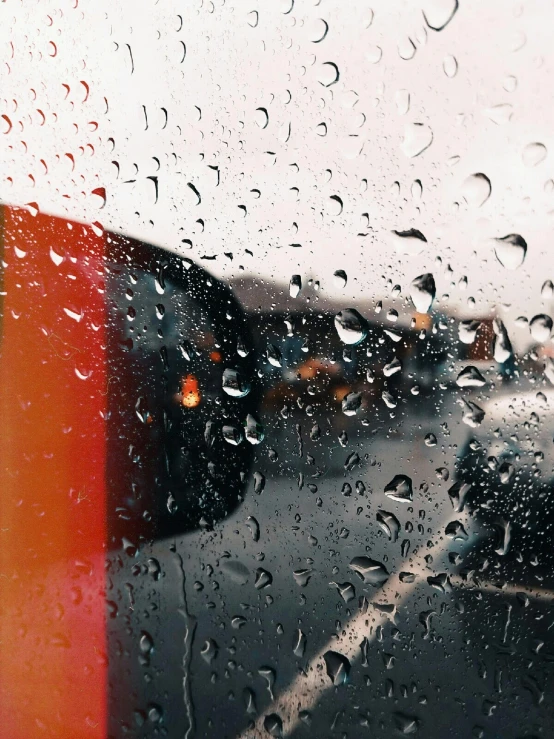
[181, 374, 202, 407]
[210, 350, 222, 363]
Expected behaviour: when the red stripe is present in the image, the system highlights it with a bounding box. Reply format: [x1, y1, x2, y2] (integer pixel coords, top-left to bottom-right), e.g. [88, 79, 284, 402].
[0, 206, 107, 738]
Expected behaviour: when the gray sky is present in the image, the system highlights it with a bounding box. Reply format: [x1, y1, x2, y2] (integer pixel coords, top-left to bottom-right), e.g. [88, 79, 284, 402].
[2, 0, 554, 349]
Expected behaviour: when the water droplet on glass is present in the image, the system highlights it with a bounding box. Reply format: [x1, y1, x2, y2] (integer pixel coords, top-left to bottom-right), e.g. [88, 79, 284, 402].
[349, 556, 390, 586]
[423, 0, 458, 31]
[377, 510, 400, 542]
[246, 516, 260, 541]
[401, 123, 433, 157]
[410, 273, 436, 313]
[245, 414, 265, 444]
[541, 280, 554, 300]
[458, 319, 480, 344]
[384, 474, 413, 502]
[293, 569, 312, 587]
[258, 666, 276, 699]
[448, 480, 471, 512]
[267, 344, 283, 367]
[493, 518, 512, 556]
[395, 89, 411, 115]
[425, 433, 437, 447]
[221, 559, 250, 585]
[333, 269, 347, 288]
[391, 228, 427, 256]
[443, 54, 458, 77]
[323, 650, 351, 685]
[255, 568, 273, 589]
[493, 234, 527, 270]
[330, 581, 356, 603]
[394, 711, 421, 734]
[263, 713, 283, 737]
[462, 173, 491, 207]
[223, 425, 243, 446]
[460, 398, 485, 427]
[384, 356, 402, 377]
[222, 368, 251, 397]
[398, 37, 417, 61]
[253, 471, 266, 494]
[342, 391, 362, 416]
[289, 274, 301, 298]
[529, 314, 552, 343]
[456, 365, 486, 387]
[522, 142, 547, 167]
[334, 309, 368, 345]
[492, 318, 513, 363]
[445, 520, 469, 540]
[318, 61, 340, 87]
[292, 629, 307, 657]
[366, 45, 383, 64]
[201, 638, 218, 664]
[483, 103, 513, 125]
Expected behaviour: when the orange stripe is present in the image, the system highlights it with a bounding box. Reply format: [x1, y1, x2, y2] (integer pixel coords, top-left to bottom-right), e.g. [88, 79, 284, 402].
[0, 206, 107, 738]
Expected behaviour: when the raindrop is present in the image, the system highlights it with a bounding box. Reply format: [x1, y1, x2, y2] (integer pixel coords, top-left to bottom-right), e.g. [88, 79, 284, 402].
[462, 173, 491, 207]
[398, 37, 416, 61]
[492, 318, 513, 363]
[201, 638, 218, 664]
[292, 629, 307, 657]
[423, 0, 459, 31]
[366, 45, 383, 64]
[263, 713, 283, 737]
[529, 314, 552, 342]
[334, 309, 368, 345]
[330, 581, 356, 603]
[445, 521, 468, 540]
[221, 559, 250, 585]
[333, 269, 347, 288]
[342, 391, 362, 416]
[309, 18, 328, 43]
[222, 425, 243, 446]
[318, 61, 339, 87]
[448, 480, 471, 512]
[245, 414, 265, 444]
[289, 274, 301, 298]
[254, 568, 273, 589]
[493, 518, 512, 556]
[410, 273, 436, 313]
[293, 569, 312, 587]
[460, 398, 485, 427]
[391, 229, 427, 256]
[384, 474, 413, 502]
[377, 510, 400, 542]
[267, 344, 283, 367]
[222, 368, 251, 398]
[246, 516, 260, 541]
[456, 365, 486, 387]
[349, 556, 389, 586]
[323, 651, 351, 685]
[254, 107, 269, 129]
[401, 123, 433, 157]
[443, 54, 458, 77]
[522, 142, 547, 167]
[483, 104, 513, 125]
[541, 280, 554, 300]
[383, 357, 402, 377]
[395, 89, 410, 115]
[493, 234, 527, 270]
[458, 319, 480, 344]
[394, 712, 420, 734]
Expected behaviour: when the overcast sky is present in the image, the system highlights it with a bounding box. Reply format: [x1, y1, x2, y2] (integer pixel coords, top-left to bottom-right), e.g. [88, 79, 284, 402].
[2, 0, 554, 350]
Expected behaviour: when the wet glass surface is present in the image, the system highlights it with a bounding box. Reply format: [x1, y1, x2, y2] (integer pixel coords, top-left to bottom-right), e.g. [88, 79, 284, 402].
[2, 1, 554, 738]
